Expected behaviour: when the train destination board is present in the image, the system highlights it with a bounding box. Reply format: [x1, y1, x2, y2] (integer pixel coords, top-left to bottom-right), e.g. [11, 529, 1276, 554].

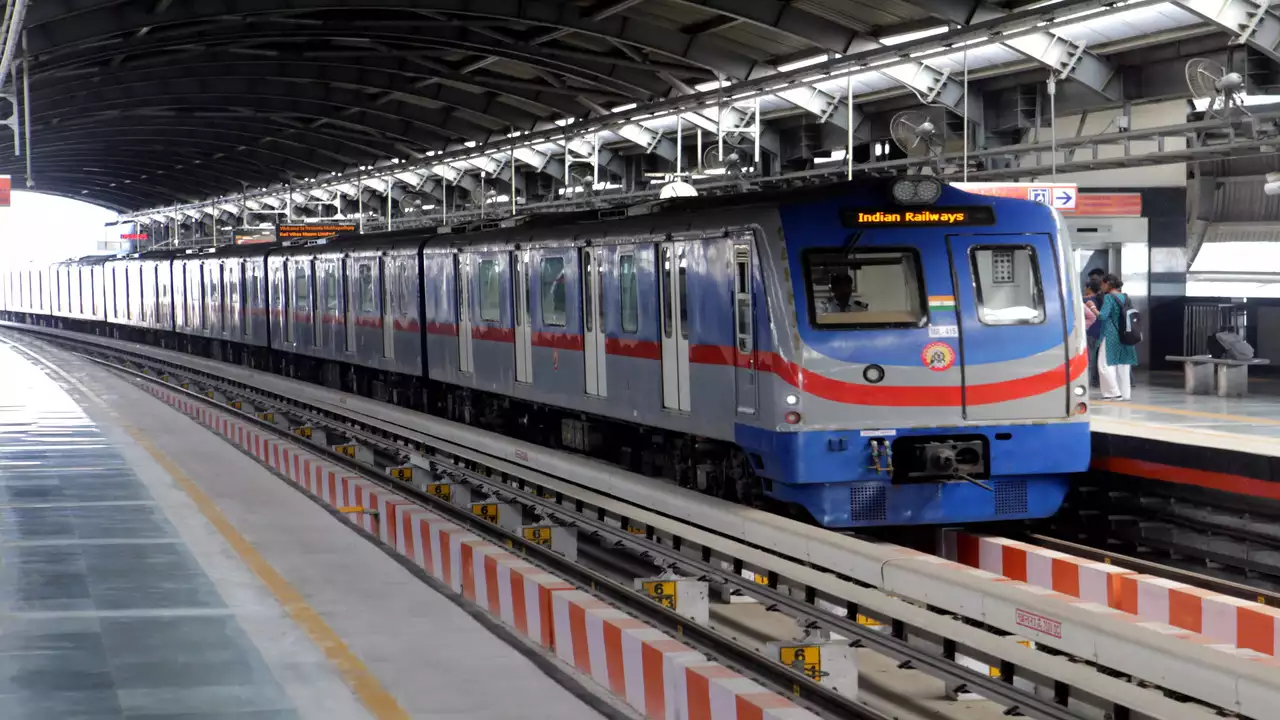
[277, 223, 358, 240]
[841, 206, 995, 227]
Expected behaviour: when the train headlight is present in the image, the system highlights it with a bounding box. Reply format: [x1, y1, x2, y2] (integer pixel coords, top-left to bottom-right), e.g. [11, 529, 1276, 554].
[1073, 385, 1087, 397]
[890, 177, 943, 206]
[784, 394, 800, 406]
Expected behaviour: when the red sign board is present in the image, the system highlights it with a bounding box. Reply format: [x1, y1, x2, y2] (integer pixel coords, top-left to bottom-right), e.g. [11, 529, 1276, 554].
[0, 175, 10, 207]
[953, 182, 1142, 217]
[121, 233, 149, 240]
[1074, 193, 1142, 217]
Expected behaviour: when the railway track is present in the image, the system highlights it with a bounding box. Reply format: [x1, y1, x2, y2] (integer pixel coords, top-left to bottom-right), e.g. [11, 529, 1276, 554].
[2, 321, 1265, 720]
[1049, 479, 1280, 594]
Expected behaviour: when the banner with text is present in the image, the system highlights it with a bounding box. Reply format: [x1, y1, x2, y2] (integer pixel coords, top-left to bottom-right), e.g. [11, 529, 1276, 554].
[277, 223, 358, 240]
[0, 175, 10, 207]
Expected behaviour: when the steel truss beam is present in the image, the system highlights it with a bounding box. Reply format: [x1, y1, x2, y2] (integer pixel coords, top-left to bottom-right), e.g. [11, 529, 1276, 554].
[914, 0, 1119, 97]
[1175, 0, 1280, 63]
[103, 0, 1166, 217]
[24, 1, 736, 80]
[363, 114, 1280, 235]
[33, 125, 347, 177]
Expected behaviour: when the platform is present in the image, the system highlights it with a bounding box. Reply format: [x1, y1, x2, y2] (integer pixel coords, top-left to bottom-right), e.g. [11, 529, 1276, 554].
[1089, 371, 1280, 511]
[1092, 372, 1280, 452]
[0, 339, 610, 719]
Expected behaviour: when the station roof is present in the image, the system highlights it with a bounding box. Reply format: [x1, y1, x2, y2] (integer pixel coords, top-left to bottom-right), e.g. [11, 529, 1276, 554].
[0, 0, 1257, 214]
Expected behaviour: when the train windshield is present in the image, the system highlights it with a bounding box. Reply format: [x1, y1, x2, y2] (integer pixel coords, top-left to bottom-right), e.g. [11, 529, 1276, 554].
[970, 246, 1045, 325]
[805, 249, 926, 328]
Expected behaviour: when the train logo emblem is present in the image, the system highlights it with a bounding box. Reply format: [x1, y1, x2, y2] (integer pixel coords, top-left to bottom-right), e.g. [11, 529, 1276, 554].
[921, 342, 956, 372]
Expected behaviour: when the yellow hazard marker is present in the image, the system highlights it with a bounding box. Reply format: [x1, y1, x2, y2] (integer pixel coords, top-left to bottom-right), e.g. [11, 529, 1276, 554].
[471, 503, 499, 523]
[521, 526, 553, 546]
[641, 580, 677, 610]
[779, 645, 824, 682]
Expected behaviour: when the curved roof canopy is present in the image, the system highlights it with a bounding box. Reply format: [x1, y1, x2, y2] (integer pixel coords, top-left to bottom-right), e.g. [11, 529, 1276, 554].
[0, 0, 938, 209]
[1, 0, 1037, 211]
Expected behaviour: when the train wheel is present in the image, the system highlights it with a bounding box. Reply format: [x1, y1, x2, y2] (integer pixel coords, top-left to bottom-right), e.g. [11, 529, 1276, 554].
[727, 450, 762, 507]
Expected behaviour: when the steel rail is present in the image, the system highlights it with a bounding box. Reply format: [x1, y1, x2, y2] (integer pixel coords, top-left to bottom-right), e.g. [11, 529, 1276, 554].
[1028, 533, 1280, 605]
[0, 323, 1237, 720]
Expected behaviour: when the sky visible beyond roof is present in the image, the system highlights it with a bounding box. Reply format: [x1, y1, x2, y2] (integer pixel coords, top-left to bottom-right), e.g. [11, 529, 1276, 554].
[0, 191, 119, 266]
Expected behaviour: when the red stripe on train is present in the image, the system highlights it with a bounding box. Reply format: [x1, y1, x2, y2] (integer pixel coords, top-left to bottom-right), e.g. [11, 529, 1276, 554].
[422, 321, 1087, 407]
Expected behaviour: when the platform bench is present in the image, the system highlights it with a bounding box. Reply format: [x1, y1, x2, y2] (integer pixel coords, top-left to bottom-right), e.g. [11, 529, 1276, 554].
[1165, 355, 1271, 397]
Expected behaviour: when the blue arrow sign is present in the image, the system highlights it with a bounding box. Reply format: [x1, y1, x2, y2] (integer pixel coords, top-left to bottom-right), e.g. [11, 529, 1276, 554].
[1056, 190, 1073, 205]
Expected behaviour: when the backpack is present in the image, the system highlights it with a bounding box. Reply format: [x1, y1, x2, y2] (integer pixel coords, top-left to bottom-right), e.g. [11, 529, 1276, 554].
[1117, 294, 1142, 346]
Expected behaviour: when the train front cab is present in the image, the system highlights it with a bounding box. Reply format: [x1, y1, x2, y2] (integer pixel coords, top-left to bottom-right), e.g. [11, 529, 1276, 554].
[737, 180, 1091, 528]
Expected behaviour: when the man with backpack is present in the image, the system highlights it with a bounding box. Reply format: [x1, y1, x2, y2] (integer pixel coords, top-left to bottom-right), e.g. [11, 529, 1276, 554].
[1096, 273, 1141, 400]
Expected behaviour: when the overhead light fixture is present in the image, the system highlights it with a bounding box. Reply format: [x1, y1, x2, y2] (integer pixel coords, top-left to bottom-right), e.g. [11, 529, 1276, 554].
[777, 54, 830, 73]
[879, 25, 948, 46]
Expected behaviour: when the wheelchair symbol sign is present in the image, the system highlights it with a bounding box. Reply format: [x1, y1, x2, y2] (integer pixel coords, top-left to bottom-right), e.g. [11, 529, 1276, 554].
[1029, 188, 1050, 205]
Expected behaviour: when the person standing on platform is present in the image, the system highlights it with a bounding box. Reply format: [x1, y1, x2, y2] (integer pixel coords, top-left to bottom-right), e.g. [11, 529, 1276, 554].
[1097, 274, 1138, 401]
[1083, 280, 1101, 387]
[1084, 268, 1105, 387]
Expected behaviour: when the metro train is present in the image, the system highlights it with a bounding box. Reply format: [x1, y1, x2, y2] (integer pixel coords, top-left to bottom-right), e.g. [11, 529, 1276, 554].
[0, 178, 1092, 528]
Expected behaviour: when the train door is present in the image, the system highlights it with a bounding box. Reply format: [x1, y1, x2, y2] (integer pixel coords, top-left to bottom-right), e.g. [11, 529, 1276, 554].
[512, 250, 532, 384]
[658, 240, 692, 412]
[581, 247, 607, 396]
[285, 258, 296, 344]
[947, 233, 1070, 420]
[343, 256, 356, 352]
[310, 259, 321, 347]
[380, 254, 394, 359]
[732, 240, 757, 415]
[457, 255, 474, 373]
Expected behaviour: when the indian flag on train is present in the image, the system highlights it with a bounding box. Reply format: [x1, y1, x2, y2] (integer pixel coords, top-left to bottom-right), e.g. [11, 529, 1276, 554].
[928, 296, 956, 312]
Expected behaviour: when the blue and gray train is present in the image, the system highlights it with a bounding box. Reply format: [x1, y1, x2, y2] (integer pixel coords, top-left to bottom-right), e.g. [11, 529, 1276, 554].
[0, 178, 1092, 528]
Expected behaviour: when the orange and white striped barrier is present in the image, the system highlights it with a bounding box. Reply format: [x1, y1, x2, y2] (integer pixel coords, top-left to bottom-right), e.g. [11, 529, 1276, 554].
[943, 529, 1280, 657]
[140, 382, 823, 719]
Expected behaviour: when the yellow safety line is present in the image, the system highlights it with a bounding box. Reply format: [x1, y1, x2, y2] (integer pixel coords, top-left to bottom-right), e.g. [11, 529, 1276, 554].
[1094, 399, 1280, 426]
[124, 428, 410, 720]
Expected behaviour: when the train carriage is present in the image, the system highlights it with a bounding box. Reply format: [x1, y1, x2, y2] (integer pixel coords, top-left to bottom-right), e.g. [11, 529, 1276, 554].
[3, 177, 1091, 529]
[267, 239, 422, 392]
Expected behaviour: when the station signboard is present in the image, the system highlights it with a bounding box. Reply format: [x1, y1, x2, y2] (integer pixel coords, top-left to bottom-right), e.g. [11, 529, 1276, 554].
[952, 182, 1142, 217]
[277, 223, 358, 240]
[0, 175, 10, 207]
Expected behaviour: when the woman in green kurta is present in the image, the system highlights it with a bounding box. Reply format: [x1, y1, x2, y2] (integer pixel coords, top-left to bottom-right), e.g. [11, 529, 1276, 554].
[1096, 274, 1138, 400]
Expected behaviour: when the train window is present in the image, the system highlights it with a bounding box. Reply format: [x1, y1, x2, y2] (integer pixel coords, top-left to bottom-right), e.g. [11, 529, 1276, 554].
[357, 262, 376, 313]
[660, 246, 672, 338]
[323, 261, 340, 314]
[294, 262, 311, 313]
[805, 250, 926, 328]
[619, 253, 638, 333]
[677, 248, 688, 339]
[582, 252, 593, 333]
[971, 246, 1045, 325]
[478, 259, 501, 322]
[540, 256, 566, 327]
[398, 258, 414, 315]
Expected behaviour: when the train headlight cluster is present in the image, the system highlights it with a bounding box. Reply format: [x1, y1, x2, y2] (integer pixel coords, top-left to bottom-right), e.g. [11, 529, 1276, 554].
[890, 177, 943, 205]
